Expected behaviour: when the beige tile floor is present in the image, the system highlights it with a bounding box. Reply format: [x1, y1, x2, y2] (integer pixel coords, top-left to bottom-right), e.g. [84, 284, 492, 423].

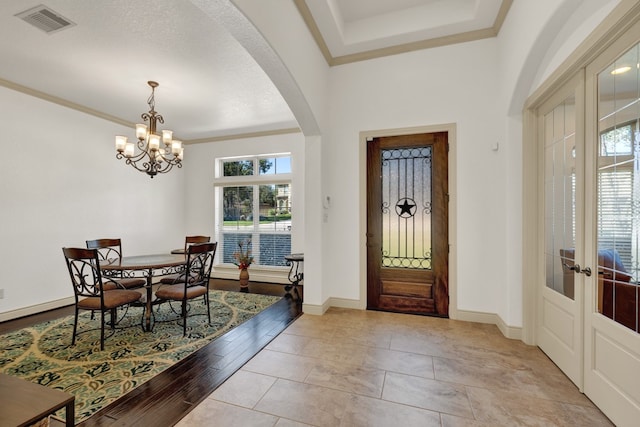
[176, 308, 614, 427]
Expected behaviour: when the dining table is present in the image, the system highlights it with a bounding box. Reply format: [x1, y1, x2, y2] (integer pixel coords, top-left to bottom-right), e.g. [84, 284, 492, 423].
[100, 253, 187, 331]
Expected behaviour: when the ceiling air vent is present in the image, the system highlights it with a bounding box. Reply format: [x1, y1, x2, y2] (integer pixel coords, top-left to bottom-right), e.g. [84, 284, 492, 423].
[15, 4, 75, 34]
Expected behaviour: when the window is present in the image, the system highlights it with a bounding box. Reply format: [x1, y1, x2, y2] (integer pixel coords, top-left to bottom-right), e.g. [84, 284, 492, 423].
[597, 123, 638, 274]
[600, 123, 633, 156]
[215, 155, 292, 268]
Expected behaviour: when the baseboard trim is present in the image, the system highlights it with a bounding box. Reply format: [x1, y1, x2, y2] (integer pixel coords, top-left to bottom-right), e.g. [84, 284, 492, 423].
[0, 297, 75, 322]
[301, 298, 331, 315]
[326, 297, 366, 310]
[302, 297, 365, 315]
[455, 309, 523, 340]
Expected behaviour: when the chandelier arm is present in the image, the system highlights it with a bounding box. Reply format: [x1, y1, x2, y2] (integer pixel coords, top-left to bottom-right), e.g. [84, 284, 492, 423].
[116, 151, 147, 163]
[155, 150, 181, 163]
[128, 156, 153, 172]
[116, 149, 152, 172]
[160, 161, 182, 173]
[154, 158, 182, 175]
[123, 157, 155, 175]
[156, 162, 174, 175]
[135, 138, 148, 152]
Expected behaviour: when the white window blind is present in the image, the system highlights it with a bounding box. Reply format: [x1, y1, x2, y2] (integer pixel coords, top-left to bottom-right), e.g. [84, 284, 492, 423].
[598, 169, 633, 269]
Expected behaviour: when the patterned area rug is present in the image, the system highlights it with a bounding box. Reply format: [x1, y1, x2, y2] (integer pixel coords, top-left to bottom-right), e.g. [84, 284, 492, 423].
[0, 290, 280, 424]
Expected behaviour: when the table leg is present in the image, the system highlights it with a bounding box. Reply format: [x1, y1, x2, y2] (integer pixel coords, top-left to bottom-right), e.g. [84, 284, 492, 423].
[285, 261, 295, 292]
[65, 400, 75, 427]
[285, 260, 303, 300]
[144, 272, 153, 332]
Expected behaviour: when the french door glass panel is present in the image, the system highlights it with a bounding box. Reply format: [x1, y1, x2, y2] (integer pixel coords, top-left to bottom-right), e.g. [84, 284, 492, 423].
[597, 41, 640, 334]
[545, 96, 577, 300]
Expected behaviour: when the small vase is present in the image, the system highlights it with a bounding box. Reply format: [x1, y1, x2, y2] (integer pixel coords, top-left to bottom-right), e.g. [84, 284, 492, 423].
[239, 268, 249, 292]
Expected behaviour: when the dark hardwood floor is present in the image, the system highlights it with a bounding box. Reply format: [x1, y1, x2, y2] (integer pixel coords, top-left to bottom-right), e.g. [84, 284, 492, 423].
[0, 279, 303, 426]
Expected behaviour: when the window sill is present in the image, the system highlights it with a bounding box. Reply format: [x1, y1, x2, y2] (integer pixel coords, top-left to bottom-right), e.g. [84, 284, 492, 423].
[212, 264, 289, 284]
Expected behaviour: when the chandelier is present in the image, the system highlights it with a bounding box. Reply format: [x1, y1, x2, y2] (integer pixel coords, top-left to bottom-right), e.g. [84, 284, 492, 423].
[115, 81, 183, 178]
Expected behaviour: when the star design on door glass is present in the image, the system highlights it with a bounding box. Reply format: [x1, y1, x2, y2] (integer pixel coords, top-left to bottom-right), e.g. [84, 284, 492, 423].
[395, 198, 417, 218]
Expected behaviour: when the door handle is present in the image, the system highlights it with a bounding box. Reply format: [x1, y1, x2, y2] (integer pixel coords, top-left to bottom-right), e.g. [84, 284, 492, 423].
[564, 263, 581, 273]
[563, 263, 592, 276]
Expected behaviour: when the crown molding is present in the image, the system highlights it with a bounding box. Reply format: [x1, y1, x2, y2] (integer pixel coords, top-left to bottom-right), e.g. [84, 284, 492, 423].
[0, 77, 301, 144]
[184, 127, 302, 145]
[0, 77, 132, 128]
[292, 0, 333, 65]
[331, 27, 497, 66]
[493, 0, 513, 33]
[294, 0, 513, 66]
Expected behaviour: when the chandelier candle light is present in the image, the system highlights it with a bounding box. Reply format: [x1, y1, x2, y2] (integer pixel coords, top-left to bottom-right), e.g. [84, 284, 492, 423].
[115, 81, 183, 178]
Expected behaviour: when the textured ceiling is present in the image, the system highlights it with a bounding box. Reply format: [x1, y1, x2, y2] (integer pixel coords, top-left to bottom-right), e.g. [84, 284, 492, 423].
[0, 0, 511, 142]
[0, 0, 297, 142]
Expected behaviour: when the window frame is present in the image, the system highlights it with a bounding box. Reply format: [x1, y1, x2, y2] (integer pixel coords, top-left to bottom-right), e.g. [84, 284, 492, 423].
[214, 154, 293, 271]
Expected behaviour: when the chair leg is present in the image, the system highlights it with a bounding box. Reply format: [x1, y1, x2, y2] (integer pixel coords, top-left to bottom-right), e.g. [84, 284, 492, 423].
[182, 300, 187, 337]
[140, 305, 147, 332]
[72, 307, 79, 346]
[110, 308, 117, 329]
[100, 310, 105, 351]
[205, 293, 211, 325]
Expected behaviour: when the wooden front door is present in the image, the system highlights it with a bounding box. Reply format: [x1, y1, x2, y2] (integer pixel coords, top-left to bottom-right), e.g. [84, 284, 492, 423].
[366, 132, 449, 316]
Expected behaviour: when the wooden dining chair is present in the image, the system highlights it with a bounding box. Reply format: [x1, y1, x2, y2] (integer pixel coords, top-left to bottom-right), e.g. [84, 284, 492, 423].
[155, 242, 217, 336]
[86, 238, 146, 290]
[62, 247, 143, 350]
[160, 235, 211, 284]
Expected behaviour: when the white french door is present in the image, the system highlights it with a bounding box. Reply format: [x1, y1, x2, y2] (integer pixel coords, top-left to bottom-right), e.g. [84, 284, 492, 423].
[538, 71, 585, 389]
[583, 21, 640, 427]
[539, 19, 640, 427]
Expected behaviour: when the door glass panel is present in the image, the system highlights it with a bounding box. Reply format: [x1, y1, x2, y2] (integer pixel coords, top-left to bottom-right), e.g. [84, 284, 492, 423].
[545, 96, 577, 299]
[381, 146, 432, 269]
[596, 41, 640, 333]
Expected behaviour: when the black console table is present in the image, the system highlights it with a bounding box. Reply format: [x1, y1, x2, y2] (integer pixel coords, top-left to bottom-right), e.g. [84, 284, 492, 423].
[284, 253, 304, 299]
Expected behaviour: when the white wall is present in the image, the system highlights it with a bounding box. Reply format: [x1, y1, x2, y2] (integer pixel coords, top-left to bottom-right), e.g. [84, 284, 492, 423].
[326, 40, 504, 313]
[183, 132, 306, 283]
[0, 87, 185, 318]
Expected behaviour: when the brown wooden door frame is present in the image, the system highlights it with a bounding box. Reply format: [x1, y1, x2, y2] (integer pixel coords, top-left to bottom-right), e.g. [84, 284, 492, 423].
[366, 132, 449, 316]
